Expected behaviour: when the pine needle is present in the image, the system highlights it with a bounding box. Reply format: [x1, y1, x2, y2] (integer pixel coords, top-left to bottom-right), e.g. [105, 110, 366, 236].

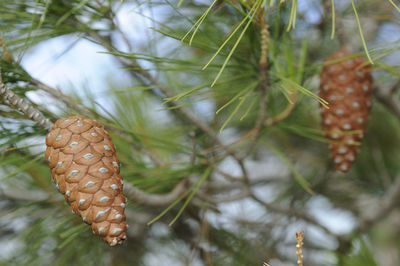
[216, 81, 258, 115]
[177, 0, 185, 7]
[296, 38, 308, 84]
[202, 0, 264, 86]
[388, 0, 400, 14]
[276, 75, 329, 108]
[181, 0, 219, 45]
[278, 85, 295, 104]
[37, 0, 51, 29]
[163, 84, 208, 104]
[202, 1, 261, 71]
[168, 167, 211, 226]
[147, 168, 211, 226]
[330, 0, 336, 39]
[59, 223, 88, 239]
[219, 90, 251, 133]
[147, 188, 191, 226]
[163, 73, 253, 104]
[281, 124, 362, 145]
[240, 97, 256, 121]
[350, 0, 373, 64]
[209, 1, 263, 87]
[57, 223, 88, 249]
[0, 155, 43, 180]
[286, 0, 298, 31]
[56, 0, 91, 27]
[265, 141, 314, 195]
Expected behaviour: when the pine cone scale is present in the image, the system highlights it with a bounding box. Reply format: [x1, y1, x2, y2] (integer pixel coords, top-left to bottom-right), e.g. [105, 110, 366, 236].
[63, 135, 90, 154]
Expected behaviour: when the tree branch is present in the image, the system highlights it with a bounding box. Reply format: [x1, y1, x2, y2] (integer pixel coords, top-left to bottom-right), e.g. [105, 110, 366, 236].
[0, 67, 53, 130]
[359, 175, 400, 232]
[123, 179, 187, 207]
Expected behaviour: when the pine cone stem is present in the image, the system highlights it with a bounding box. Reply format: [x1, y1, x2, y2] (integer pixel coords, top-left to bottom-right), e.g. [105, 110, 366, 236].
[0, 68, 53, 130]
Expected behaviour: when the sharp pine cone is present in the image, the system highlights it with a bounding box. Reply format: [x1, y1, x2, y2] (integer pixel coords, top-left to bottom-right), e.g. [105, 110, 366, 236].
[45, 116, 127, 246]
[319, 50, 373, 173]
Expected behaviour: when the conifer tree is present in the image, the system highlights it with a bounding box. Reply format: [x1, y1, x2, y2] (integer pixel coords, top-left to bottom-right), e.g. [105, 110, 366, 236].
[1, 0, 400, 265]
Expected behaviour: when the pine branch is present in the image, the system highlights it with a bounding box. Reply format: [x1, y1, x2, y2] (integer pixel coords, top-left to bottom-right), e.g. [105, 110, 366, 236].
[249, 190, 340, 239]
[0, 67, 53, 130]
[123, 179, 187, 207]
[0, 185, 47, 201]
[240, 10, 269, 158]
[359, 175, 400, 232]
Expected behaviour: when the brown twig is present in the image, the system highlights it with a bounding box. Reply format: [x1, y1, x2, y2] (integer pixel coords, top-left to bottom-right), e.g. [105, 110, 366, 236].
[249, 191, 339, 238]
[201, 213, 213, 266]
[0, 38, 52, 130]
[207, 174, 286, 191]
[123, 179, 187, 207]
[0, 37, 13, 62]
[0, 68, 53, 130]
[264, 93, 297, 126]
[190, 131, 197, 166]
[240, 10, 269, 158]
[359, 175, 400, 232]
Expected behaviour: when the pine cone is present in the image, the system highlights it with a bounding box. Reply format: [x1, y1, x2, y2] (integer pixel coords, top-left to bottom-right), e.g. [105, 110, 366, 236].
[45, 116, 127, 246]
[319, 50, 373, 173]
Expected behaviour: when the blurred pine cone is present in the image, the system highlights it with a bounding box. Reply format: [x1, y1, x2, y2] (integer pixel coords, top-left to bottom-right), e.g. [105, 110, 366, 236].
[319, 50, 373, 173]
[45, 116, 127, 246]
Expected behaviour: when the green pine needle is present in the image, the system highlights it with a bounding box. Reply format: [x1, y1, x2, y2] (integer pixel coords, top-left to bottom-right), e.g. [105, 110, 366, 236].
[331, 0, 336, 39]
[240, 98, 256, 121]
[0, 155, 42, 180]
[147, 168, 211, 226]
[56, 0, 91, 27]
[181, 0, 219, 45]
[202, 2, 259, 71]
[286, 0, 298, 31]
[216, 81, 258, 115]
[203, 0, 264, 87]
[264, 141, 314, 195]
[351, 0, 374, 64]
[276, 75, 329, 108]
[219, 90, 251, 133]
[388, 0, 400, 14]
[168, 167, 211, 226]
